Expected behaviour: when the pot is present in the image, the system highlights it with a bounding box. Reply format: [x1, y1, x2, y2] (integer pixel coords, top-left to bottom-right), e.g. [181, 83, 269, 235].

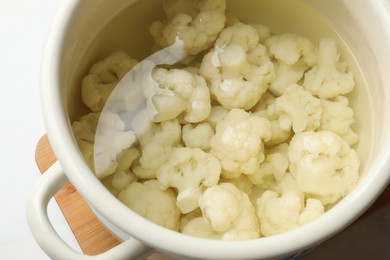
[27, 0, 390, 259]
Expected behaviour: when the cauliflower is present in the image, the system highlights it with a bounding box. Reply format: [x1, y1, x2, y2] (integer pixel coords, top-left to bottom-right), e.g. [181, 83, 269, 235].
[151, 67, 211, 123]
[206, 105, 228, 130]
[288, 131, 360, 204]
[214, 23, 259, 51]
[198, 183, 260, 240]
[81, 51, 138, 112]
[156, 147, 221, 213]
[133, 119, 181, 179]
[264, 34, 318, 96]
[99, 148, 140, 195]
[223, 12, 271, 45]
[110, 170, 137, 191]
[118, 180, 180, 231]
[223, 16, 271, 43]
[221, 174, 253, 196]
[200, 23, 275, 110]
[319, 96, 358, 145]
[298, 199, 326, 225]
[150, 0, 226, 56]
[113, 148, 140, 174]
[182, 122, 214, 151]
[265, 33, 317, 66]
[179, 208, 202, 232]
[275, 84, 322, 133]
[93, 111, 138, 178]
[303, 39, 355, 99]
[101, 169, 138, 197]
[210, 109, 271, 179]
[269, 60, 307, 97]
[252, 92, 291, 145]
[247, 152, 289, 191]
[72, 113, 99, 171]
[72, 112, 138, 179]
[257, 175, 324, 236]
[182, 217, 221, 239]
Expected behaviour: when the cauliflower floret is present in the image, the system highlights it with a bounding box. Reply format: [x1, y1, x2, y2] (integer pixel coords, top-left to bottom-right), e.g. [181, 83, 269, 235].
[151, 68, 211, 123]
[101, 169, 138, 197]
[98, 148, 140, 194]
[72, 113, 99, 171]
[257, 175, 324, 236]
[265, 33, 317, 66]
[269, 60, 307, 97]
[210, 109, 271, 179]
[206, 105, 228, 130]
[288, 131, 360, 204]
[111, 170, 137, 191]
[215, 23, 259, 52]
[150, 0, 226, 56]
[319, 96, 358, 145]
[182, 217, 221, 239]
[113, 148, 140, 173]
[198, 183, 260, 240]
[275, 84, 322, 133]
[267, 142, 290, 158]
[118, 180, 180, 231]
[221, 174, 253, 196]
[72, 112, 138, 179]
[81, 51, 138, 112]
[222, 14, 271, 44]
[157, 147, 221, 213]
[298, 199, 326, 225]
[252, 92, 291, 145]
[264, 34, 318, 96]
[218, 19, 270, 43]
[247, 152, 289, 191]
[182, 122, 214, 151]
[223, 15, 271, 41]
[93, 112, 138, 178]
[133, 119, 181, 179]
[303, 39, 355, 99]
[200, 23, 275, 110]
[180, 208, 202, 232]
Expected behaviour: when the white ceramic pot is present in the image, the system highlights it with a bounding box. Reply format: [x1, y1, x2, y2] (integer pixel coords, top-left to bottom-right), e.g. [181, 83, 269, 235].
[27, 0, 390, 259]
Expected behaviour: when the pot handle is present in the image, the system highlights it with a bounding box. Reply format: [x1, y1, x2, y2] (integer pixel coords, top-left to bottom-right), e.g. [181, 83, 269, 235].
[26, 161, 153, 260]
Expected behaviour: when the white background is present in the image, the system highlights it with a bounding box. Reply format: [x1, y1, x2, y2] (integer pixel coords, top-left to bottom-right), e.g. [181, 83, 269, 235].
[0, 0, 389, 259]
[0, 0, 81, 259]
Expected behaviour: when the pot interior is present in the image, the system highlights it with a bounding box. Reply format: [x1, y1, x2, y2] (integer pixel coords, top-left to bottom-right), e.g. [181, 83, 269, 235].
[61, 0, 384, 180]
